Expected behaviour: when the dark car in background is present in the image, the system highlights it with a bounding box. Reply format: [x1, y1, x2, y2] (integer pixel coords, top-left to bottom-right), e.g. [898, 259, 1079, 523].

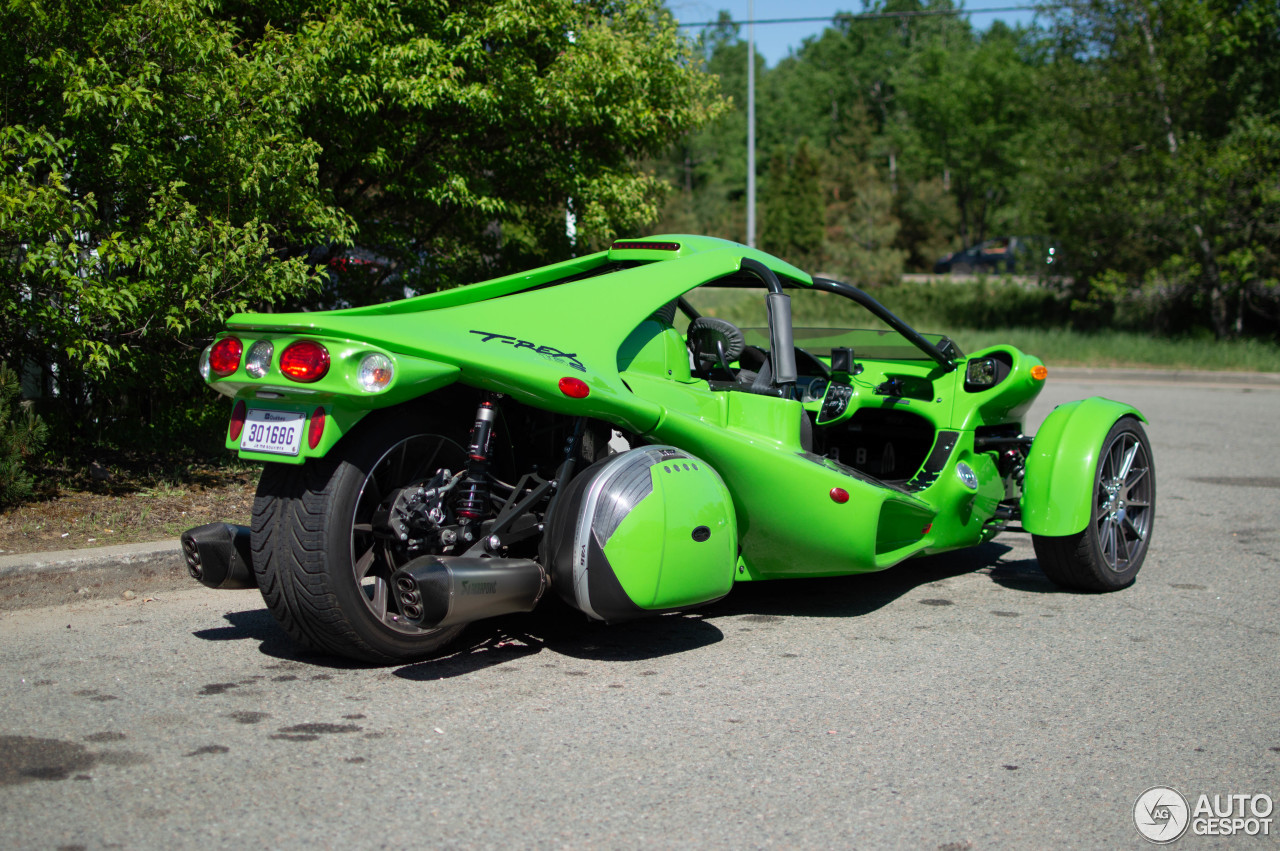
[934, 236, 1058, 275]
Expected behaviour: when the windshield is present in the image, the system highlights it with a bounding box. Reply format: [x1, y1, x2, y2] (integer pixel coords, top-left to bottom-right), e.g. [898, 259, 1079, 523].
[679, 282, 954, 362]
[739, 327, 954, 361]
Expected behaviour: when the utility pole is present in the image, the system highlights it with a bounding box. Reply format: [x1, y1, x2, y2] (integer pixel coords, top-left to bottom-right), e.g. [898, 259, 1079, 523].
[746, 0, 756, 248]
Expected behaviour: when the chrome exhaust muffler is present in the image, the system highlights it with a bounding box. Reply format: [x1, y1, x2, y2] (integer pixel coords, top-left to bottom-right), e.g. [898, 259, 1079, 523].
[392, 556, 547, 628]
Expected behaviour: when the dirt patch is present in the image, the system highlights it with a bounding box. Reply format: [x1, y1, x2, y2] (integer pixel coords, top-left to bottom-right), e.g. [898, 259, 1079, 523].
[0, 469, 257, 556]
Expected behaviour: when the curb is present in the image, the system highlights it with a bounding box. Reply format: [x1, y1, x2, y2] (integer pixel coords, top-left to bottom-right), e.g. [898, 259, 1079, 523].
[0, 539, 184, 581]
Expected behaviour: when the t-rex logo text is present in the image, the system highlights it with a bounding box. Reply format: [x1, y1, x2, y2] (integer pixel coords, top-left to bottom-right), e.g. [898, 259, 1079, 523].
[470, 331, 586, 372]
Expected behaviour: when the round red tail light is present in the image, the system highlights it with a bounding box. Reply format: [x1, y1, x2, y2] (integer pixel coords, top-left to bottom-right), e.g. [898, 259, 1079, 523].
[280, 340, 330, 383]
[209, 337, 243, 377]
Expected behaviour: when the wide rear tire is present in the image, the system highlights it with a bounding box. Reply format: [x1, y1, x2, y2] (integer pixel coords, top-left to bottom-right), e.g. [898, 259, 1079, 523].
[1032, 417, 1155, 591]
[251, 415, 469, 663]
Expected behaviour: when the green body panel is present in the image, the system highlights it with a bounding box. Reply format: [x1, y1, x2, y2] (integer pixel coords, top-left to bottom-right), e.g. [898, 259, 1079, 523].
[952, 345, 1047, 430]
[198, 233, 1147, 587]
[214, 240, 809, 439]
[601, 462, 737, 609]
[1020, 398, 1147, 536]
[216, 341, 459, 464]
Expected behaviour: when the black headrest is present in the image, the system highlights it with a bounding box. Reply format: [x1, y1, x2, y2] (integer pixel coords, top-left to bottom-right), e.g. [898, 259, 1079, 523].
[688, 316, 745, 367]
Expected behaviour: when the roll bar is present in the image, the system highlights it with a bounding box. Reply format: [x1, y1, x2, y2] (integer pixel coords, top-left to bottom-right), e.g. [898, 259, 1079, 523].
[739, 259, 798, 388]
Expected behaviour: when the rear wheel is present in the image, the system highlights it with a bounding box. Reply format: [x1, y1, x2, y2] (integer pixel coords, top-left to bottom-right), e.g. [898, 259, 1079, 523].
[251, 415, 469, 663]
[1033, 417, 1155, 591]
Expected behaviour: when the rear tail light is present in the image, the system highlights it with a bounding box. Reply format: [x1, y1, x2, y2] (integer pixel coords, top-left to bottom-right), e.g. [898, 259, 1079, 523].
[610, 240, 681, 252]
[308, 407, 326, 449]
[209, 337, 243, 377]
[279, 340, 330, 382]
[244, 340, 274, 378]
[357, 353, 394, 392]
[229, 400, 247, 441]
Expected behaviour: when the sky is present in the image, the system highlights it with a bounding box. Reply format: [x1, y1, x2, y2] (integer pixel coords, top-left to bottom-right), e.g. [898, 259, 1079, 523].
[670, 1, 1041, 66]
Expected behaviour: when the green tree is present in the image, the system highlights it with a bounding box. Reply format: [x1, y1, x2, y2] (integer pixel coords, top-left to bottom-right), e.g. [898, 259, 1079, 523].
[893, 20, 1045, 249]
[652, 15, 754, 242]
[1, 0, 723, 456]
[1037, 0, 1280, 338]
[761, 139, 824, 268]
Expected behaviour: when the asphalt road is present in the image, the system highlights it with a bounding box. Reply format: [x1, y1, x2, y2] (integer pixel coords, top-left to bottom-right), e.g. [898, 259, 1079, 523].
[1, 377, 1277, 849]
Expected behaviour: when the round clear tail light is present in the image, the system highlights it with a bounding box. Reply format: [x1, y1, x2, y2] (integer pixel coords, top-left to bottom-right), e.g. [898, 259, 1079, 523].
[279, 340, 330, 383]
[357, 353, 394, 392]
[208, 337, 243, 377]
[245, 340, 274, 378]
[199, 345, 212, 380]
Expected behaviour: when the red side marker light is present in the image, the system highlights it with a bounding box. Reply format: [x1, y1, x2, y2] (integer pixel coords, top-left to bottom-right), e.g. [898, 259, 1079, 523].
[559, 377, 590, 399]
[209, 337, 243, 377]
[308, 406, 326, 450]
[922, 523, 933, 535]
[229, 400, 247, 441]
[280, 340, 330, 383]
[830, 487, 849, 504]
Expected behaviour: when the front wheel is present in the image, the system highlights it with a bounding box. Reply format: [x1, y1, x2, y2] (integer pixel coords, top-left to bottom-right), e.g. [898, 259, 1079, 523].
[251, 416, 469, 663]
[1032, 417, 1156, 591]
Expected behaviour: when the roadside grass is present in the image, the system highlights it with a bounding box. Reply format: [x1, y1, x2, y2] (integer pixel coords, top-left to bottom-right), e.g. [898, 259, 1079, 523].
[940, 327, 1280, 372]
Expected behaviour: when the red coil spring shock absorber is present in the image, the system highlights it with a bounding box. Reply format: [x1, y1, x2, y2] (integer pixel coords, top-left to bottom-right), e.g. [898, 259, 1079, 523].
[454, 397, 497, 521]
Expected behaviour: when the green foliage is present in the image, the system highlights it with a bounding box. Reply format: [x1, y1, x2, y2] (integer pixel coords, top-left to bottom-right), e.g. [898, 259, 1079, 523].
[874, 279, 1072, 331]
[1035, 0, 1280, 339]
[0, 361, 47, 507]
[892, 20, 1045, 247]
[824, 160, 906, 286]
[761, 140, 824, 269]
[659, 0, 1278, 342]
[1, 0, 724, 462]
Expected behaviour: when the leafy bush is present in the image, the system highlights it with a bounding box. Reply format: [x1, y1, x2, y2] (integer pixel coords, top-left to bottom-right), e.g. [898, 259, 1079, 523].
[0, 362, 48, 507]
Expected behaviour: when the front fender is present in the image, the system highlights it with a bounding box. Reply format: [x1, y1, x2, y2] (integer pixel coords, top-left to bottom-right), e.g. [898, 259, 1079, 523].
[1020, 398, 1147, 536]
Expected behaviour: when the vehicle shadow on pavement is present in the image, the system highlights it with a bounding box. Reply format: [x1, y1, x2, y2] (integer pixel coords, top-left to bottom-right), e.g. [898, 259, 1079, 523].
[705, 540, 1054, 621]
[192, 608, 374, 669]
[393, 600, 726, 681]
[393, 541, 1061, 681]
[192, 542, 1060, 676]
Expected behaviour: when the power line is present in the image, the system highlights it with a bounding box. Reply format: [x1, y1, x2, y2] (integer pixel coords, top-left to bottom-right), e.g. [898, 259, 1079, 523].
[677, 6, 1046, 28]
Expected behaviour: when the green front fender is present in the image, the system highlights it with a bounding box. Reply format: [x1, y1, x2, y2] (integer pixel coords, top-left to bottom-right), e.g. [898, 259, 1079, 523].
[1021, 398, 1147, 536]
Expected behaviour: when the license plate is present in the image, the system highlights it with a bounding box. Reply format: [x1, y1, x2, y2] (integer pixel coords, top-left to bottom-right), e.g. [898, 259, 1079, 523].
[240, 409, 305, 456]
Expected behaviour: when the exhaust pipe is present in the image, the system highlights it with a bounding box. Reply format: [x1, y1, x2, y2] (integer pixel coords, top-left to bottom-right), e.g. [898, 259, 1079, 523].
[180, 523, 257, 590]
[392, 556, 547, 629]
